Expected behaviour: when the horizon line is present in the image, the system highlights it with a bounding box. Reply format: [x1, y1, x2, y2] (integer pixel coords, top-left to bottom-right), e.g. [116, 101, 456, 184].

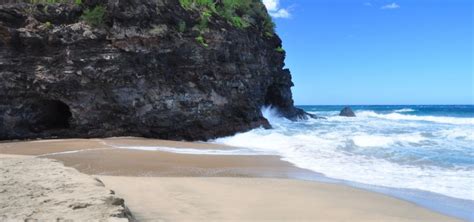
[295, 104, 474, 106]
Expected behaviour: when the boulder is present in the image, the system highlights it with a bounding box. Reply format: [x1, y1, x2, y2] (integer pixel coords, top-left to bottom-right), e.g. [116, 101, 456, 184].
[339, 106, 356, 117]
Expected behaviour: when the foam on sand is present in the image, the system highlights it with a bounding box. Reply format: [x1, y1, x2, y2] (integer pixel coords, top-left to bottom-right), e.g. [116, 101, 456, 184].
[108, 144, 271, 155]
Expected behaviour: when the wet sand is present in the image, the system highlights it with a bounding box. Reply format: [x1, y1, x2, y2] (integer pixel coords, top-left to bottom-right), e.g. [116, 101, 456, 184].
[0, 138, 314, 177]
[99, 176, 458, 222]
[0, 138, 461, 221]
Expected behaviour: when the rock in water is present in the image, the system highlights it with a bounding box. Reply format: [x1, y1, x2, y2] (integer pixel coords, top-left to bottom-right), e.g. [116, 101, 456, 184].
[0, 0, 309, 141]
[339, 107, 356, 117]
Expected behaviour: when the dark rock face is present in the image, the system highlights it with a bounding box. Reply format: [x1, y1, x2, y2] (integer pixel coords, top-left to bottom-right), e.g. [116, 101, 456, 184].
[0, 0, 308, 141]
[339, 106, 356, 117]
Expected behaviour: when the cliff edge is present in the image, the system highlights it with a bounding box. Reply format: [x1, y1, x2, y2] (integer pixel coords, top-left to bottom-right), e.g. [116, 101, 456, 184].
[0, 0, 308, 140]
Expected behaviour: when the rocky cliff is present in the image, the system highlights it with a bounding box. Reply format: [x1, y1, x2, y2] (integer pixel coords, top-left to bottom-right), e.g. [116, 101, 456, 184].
[0, 0, 308, 141]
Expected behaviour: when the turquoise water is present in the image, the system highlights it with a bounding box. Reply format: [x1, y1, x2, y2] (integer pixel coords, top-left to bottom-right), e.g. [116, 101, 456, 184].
[301, 105, 474, 117]
[300, 105, 474, 170]
[215, 105, 474, 221]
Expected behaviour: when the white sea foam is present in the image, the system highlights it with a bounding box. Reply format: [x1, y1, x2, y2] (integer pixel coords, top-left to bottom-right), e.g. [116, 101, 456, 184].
[437, 128, 474, 141]
[394, 108, 415, 113]
[357, 111, 474, 125]
[213, 107, 474, 201]
[109, 145, 271, 155]
[37, 148, 109, 156]
[352, 133, 425, 148]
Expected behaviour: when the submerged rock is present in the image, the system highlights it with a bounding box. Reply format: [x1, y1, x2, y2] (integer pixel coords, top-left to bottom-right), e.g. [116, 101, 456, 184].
[339, 106, 356, 117]
[0, 0, 309, 141]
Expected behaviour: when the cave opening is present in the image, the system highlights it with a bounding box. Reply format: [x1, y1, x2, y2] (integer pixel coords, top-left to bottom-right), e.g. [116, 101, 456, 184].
[28, 99, 72, 131]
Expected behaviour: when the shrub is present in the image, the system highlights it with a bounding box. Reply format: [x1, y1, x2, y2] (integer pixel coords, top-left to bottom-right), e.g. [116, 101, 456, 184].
[195, 35, 208, 47]
[196, 0, 216, 11]
[275, 46, 285, 53]
[179, 0, 193, 9]
[180, 0, 215, 11]
[82, 5, 105, 28]
[229, 16, 249, 29]
[217, 0, 252, 29]
[179, 0, 277, 44]
[179, 0, 263, 30]
[263, 15, 275, 36]
[198, 9, 212, 30]
[221, 0, 252, 12]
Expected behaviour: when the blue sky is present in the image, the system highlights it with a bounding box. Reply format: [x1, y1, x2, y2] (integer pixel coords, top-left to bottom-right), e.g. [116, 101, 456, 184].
[264, 0, 473, 105]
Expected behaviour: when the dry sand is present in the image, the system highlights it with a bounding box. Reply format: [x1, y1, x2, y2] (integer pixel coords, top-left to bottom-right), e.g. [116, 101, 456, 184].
[0, 154, 133, 221]
[0, 138, 462, 222]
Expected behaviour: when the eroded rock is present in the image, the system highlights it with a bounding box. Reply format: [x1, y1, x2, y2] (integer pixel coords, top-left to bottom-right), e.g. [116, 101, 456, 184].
[0, 0, 309, 141]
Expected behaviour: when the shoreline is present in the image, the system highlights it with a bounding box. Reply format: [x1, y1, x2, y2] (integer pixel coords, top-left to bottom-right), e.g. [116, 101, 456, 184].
[98, 176, 458, 222]
[0, 137, 467, 221]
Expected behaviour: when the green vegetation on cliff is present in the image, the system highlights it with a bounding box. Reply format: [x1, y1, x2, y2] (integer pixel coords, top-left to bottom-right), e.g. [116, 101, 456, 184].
[275, 46, 285, 53]
[26, 0, 81, 4]
[81, 5, 105, 27]
[179, 0, 274, 34]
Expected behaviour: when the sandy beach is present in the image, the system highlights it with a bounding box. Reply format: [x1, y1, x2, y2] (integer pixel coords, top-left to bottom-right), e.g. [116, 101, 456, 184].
[99, 176, 460, 222]
[0, 138, 461, 221]
[0, 154, 132, 221]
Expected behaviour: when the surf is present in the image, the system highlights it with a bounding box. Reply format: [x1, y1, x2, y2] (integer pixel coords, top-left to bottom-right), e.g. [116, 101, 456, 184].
[214, 105, 474, 201]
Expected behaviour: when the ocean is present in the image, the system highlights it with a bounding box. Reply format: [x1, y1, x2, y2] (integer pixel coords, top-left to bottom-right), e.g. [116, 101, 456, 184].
[108, 105, 473, 220]
[214, 105, 474, 221]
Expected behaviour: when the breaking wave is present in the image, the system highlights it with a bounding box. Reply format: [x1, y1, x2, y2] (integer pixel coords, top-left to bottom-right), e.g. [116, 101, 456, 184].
[394, 108, 415, 113]
[214, 106, 474, 202]
[357, 111, 474, 125]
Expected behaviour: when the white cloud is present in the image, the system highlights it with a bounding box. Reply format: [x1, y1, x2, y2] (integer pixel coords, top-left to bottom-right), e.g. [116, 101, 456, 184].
[263, 0, 291, 18]
[263, 0, 278, 11]
[364, 2, 372, 7]
[381, 2, 400, 9]
[270, 8, 291, 18]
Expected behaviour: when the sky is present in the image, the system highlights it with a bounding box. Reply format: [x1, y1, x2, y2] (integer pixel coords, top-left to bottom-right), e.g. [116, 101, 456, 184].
[263, 0, 473, 105]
